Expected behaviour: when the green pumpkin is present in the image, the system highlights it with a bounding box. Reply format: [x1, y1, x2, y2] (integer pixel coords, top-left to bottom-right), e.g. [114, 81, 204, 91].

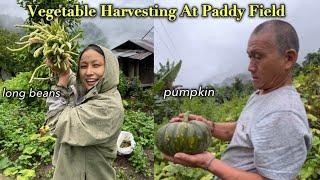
[155, 112, 212, 156]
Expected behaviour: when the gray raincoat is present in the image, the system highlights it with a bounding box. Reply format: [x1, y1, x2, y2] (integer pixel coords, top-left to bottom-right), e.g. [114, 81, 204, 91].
[45, 46, 124, 180]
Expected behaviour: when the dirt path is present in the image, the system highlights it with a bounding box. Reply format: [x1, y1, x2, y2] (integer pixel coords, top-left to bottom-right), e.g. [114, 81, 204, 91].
[0, 174, 13, 180]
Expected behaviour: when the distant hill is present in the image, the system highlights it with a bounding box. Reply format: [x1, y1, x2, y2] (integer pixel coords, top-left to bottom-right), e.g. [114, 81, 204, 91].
[220, 72, 252, 87]
[201, 72, 252, 87]
[0, 14, 24, 33]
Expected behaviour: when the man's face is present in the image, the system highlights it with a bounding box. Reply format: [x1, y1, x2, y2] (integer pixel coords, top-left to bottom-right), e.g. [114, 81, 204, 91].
[79, 49, 105, 90]
[247, 32, 288, 91]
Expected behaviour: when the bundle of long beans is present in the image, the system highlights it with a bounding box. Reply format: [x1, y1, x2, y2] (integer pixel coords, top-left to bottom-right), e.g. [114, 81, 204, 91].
[7, 19, 81, 83]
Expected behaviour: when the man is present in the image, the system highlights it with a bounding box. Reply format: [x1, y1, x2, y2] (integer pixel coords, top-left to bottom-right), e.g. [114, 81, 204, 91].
[166, 20, 312, 179]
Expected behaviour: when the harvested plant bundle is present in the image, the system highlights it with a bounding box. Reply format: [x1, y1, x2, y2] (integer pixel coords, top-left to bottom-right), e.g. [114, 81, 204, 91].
[7, 19, 81, 83]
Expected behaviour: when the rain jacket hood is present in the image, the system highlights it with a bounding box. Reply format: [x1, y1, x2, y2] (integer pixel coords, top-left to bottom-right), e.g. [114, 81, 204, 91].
[74, 44, 120, 100]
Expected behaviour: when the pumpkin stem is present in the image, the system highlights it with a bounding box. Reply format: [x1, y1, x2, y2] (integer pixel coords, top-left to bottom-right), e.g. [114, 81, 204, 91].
[183, 111, 190, 122]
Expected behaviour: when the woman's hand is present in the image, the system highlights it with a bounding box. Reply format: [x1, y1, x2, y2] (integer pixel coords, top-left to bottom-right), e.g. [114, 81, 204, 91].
[46, 59, 71, 88]
[170, 113, 215, 134]
[46, 59, 71, 75]
[57, 69, 70, 88]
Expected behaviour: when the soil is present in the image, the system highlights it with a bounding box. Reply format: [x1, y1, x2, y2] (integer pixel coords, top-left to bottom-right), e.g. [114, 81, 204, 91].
[0, 173, 13, 180]
[36, 164, 54, 179]
[120, 140, 131, 148]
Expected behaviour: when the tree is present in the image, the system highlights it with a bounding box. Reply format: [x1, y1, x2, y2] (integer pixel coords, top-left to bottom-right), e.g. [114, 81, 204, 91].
[0, 28, 28, 76]
[293, 63, 302, 77]
[232, 77, 244, 94]
[302, 48, 320, 67]
[154, 60, 182, 93]
[0, 14, 24, 33]
[155, 60, 177, 80]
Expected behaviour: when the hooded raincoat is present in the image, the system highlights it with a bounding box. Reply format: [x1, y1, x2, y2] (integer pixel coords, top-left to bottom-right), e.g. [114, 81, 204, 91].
[45, 45, 124, 180]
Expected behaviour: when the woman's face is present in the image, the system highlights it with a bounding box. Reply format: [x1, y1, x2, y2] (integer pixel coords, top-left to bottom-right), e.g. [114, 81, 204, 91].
[79, 49, 105, 90]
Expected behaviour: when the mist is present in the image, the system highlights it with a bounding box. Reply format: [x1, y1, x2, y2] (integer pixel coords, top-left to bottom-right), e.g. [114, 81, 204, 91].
[154, 0, 320, 87]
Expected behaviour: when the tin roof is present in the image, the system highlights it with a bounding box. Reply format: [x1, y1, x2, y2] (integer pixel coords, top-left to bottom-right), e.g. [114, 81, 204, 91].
[112, 39, 154, 60]
[112, 49, 152, 60]
[129, 39, 154, 53]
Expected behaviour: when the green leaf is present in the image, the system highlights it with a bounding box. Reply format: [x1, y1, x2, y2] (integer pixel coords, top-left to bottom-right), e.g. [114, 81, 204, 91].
[307, 113, 317, 122]
[22, 146, 37, 155]
[200, 173, 214, 180]
[122, 100, 129, 107]
[154, 60, 182, 93]
[18, 155, 32, 161]
[0, 157, 11, 170]
[3, 167, 19, 176]
[15, 128, 23, 133]
[295, 82, 301, 88]
[29, 133, 40, 140]
[19, 169, 36, 177]
[39, 135, 56, 142]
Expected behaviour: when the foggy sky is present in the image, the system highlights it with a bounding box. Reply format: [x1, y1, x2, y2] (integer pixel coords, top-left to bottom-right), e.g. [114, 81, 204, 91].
[154, 0, 320, 87]
[83, 0, 154, 48]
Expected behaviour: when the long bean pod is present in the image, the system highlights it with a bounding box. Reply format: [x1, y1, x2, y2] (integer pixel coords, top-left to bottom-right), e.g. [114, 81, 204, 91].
[7, 19, 81, 83]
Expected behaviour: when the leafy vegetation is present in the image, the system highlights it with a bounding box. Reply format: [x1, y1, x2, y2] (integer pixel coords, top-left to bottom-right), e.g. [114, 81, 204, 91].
[294, 64, 320, 179]
[0, 28, 25, 75]
[117, 98, 154, 178]
[118, 70, 128, 97]
[0, 100, 55, 179]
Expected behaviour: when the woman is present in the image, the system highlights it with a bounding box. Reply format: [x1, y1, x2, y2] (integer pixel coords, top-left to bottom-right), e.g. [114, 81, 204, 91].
[45, 44, 124, 179]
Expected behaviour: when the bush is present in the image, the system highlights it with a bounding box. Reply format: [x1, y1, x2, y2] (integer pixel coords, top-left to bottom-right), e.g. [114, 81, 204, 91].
[122, 110, 153, 149]
[118, 70, 128, 97]
[0, 72, 49, 108]
[0, 28, 25, 74]
[122, 110, 154, 177]
[295, 65, 320, 179]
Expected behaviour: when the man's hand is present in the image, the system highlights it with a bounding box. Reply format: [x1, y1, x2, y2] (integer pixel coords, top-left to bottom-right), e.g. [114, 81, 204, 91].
[170, 113, 215, 134]
[164, 152, 265, 180]
[164, 151, 214, 169]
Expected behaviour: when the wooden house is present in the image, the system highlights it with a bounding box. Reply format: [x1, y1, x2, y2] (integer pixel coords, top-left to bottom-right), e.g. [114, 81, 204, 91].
[112, 39, 154, 87]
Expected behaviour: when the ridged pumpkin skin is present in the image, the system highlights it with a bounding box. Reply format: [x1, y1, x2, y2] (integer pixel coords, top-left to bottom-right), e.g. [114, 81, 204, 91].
[155, 120, 212, 156]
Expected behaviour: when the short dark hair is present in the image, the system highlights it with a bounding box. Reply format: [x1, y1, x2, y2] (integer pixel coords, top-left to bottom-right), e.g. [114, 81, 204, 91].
[79, 44, 105, 60]
[252, 20, 299, 54]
